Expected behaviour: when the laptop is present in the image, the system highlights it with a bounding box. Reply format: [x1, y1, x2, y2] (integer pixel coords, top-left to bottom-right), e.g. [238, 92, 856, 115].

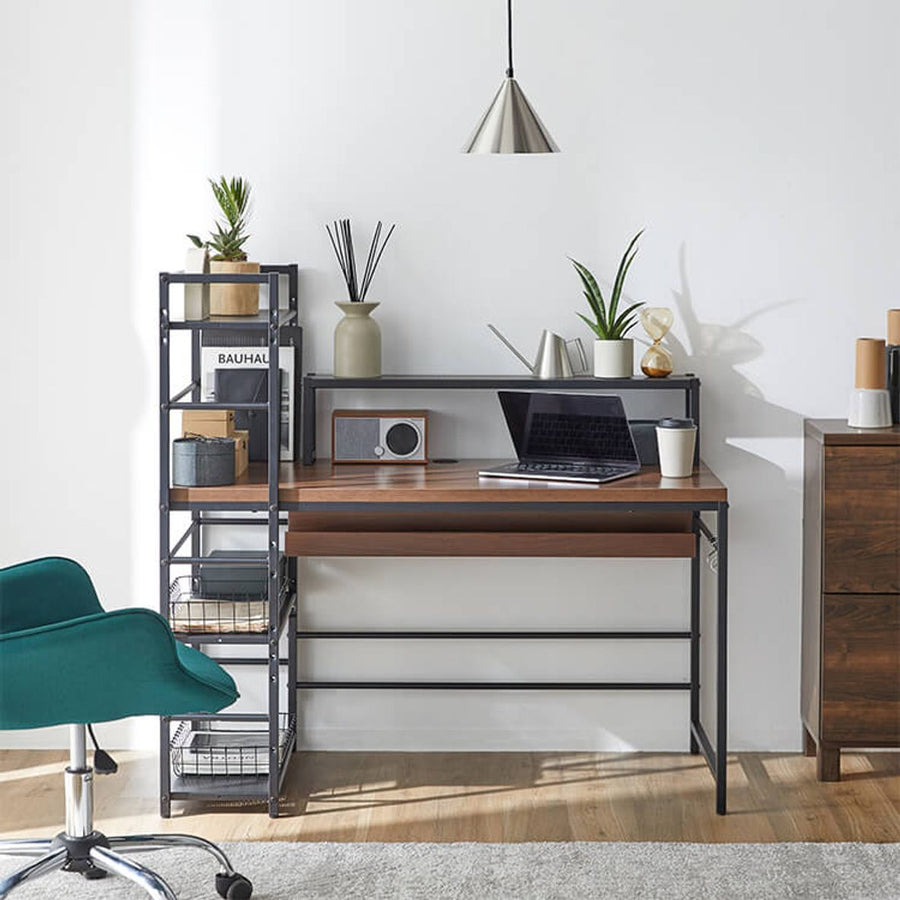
[478, 391, 641, 484]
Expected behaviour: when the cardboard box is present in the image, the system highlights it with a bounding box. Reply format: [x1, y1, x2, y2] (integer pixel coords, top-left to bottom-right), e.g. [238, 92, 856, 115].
[182, 409, 235, 439]
[233, 429, 249, 477]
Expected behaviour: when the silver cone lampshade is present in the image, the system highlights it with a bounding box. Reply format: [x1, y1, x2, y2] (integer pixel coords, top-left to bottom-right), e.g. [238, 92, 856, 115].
[462, 77, 559, 154]
[463, 0, 559, 154]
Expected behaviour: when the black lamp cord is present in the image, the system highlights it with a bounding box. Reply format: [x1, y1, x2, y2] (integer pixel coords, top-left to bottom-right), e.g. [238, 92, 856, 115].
[506, 0, 514, 77]
[86, 723, 118, 775]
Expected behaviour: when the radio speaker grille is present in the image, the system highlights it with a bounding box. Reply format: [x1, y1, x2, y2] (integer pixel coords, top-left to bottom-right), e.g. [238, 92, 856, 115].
[334, 417, 380, 460]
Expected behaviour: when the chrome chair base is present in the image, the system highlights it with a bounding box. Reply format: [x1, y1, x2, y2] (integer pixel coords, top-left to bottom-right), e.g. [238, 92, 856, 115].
[0, 831, 252, 899]
[0, 726, 253, 898]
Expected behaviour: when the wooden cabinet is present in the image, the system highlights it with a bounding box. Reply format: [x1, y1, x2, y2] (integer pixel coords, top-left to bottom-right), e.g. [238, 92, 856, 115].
[802, 420, 900, 780]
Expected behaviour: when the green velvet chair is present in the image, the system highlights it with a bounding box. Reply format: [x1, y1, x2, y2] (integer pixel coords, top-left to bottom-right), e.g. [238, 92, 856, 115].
[0, 557, 252, 899]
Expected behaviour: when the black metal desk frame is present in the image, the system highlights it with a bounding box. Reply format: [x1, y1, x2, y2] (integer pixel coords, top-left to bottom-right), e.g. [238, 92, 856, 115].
[301, 374, 701, 466]
[293, 374, 729, 815]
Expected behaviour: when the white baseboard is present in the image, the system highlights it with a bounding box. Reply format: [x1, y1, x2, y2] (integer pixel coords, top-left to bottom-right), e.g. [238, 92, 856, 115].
[0, 718, 157, 751]
[297, 728, 808, 753]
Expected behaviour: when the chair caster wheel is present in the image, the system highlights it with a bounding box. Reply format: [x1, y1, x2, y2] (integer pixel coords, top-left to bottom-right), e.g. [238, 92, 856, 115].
[216, 872, 253, 899]
[81, 866, 108, 880]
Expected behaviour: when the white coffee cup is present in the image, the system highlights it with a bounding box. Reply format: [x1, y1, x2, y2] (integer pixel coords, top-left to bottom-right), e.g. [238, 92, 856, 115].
[656, 418, 697, 478]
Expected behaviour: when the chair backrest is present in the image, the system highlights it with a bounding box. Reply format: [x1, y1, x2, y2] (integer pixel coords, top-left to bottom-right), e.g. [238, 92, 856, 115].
[0, 557, 103, 634]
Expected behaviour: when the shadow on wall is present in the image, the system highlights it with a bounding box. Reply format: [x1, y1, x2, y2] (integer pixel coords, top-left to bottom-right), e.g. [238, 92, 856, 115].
[667, 244, 805, 748]
[667, 243, 802, 484]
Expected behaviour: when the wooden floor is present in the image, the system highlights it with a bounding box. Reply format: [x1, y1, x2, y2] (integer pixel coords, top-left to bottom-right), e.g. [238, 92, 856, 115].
[1, 750, 898, 843]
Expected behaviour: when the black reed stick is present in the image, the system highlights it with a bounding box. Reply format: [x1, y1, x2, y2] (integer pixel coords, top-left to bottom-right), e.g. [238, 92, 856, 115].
[361, 220, 381, 301]
[326, 223, 347, 285]
[345, 219, 359, 302]
[326, 218, 396, 302]
[360, 223, 396, 301]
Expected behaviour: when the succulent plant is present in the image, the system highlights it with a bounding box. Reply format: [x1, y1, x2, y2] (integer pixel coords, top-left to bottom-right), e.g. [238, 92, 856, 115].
[188, 176, 252, 262]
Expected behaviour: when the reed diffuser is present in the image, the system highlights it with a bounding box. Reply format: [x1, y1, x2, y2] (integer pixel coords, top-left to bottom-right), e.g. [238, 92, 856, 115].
[326, 219, 397, 377]
[326, 219, 396, 303]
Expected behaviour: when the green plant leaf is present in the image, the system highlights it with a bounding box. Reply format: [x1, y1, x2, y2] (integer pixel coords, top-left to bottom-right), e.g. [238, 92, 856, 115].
[204, 176, 251, 259]
[187, 234, 205, 248]
[610, 314, 640, 340]
[609, 230, 644, 324]
[577, 312, 605, 339]
[581, 290, 601, 322]
[209, 179, 229, 222]
[570, 258, 605, 307]
[570, 258, 607, 330]
[610, 300, 645, 335]
[610, 250, 637, 319]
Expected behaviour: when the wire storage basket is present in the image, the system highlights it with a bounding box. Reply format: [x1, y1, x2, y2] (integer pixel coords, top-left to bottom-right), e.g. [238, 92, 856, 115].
[168, 555, 287, 635]
[170, 714, 295, 777]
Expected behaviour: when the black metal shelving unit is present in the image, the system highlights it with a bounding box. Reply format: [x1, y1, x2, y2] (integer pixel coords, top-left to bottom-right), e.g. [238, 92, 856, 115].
[159, 264, 300, 818]
[301, 373, 700, 465]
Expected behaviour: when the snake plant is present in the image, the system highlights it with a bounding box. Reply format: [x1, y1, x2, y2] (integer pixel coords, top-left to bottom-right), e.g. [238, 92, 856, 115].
[572, 230, 645, 340]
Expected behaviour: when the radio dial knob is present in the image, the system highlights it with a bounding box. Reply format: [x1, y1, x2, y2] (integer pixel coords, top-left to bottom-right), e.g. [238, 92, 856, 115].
[373, 445, 385, 457]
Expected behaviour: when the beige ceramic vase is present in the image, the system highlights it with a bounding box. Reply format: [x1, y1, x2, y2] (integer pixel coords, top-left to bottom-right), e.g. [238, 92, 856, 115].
[210, 260, 260, 316]
[334, 301, 381, 377]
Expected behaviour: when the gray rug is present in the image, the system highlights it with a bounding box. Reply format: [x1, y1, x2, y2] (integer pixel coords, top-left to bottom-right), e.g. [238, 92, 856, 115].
[1, 841, 898, 899]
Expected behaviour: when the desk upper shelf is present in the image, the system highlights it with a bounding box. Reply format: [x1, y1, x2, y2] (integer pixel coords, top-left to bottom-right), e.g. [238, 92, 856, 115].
[303, 373, 699, 389]
[169, 459, 728, 507]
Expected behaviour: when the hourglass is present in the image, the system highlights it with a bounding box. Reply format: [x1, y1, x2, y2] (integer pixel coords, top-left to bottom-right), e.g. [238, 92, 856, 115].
[640, 307, 674, 377]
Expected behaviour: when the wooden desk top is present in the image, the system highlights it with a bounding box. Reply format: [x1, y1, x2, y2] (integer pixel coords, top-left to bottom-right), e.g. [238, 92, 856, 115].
[169, 460, 728, 506]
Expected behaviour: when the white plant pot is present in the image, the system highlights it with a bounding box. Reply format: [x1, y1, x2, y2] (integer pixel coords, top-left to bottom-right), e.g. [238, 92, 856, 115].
[183, 247, 209, 321]
[593, 339, 634, 378]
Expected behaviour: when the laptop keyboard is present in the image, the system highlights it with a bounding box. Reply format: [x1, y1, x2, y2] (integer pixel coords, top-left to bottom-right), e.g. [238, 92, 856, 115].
[528, 412, 636, 460]
[516, 462, 627, 478]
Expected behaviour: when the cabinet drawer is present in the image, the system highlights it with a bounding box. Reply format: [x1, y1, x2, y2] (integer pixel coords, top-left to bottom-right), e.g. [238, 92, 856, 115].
[823, 447, 900, 593]
[821, 593, 900, 744]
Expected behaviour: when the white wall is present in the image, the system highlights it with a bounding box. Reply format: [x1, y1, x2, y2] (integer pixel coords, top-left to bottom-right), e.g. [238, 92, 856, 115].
[2, 0, 898, 752]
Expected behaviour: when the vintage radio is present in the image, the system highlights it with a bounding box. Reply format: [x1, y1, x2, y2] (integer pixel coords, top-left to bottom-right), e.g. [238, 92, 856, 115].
[332, 410, 427, 464]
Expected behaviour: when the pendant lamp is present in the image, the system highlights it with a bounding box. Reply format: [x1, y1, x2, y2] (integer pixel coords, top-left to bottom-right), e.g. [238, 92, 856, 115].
[462, 0, 559, 154]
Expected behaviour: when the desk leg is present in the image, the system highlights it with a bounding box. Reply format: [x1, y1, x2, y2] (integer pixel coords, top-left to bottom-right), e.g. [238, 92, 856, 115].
[716, 502, 729, 815]
[690, 512, 701, 755]
[288, 557, 298, 749]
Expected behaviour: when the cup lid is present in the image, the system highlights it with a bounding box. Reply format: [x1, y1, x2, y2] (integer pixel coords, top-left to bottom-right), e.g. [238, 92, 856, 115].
[657, 417, 695, 429]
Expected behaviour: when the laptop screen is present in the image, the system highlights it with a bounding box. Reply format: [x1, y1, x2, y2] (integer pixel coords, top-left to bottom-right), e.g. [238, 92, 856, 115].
[498, 391, 639, 465]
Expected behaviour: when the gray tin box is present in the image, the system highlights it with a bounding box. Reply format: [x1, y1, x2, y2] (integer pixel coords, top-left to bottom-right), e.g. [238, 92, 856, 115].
[172, 436, 235, 486]
[197, 550, 268, 598]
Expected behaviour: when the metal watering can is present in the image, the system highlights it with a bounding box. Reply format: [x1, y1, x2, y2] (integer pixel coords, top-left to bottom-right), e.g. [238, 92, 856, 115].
[488, 324, 588, 379]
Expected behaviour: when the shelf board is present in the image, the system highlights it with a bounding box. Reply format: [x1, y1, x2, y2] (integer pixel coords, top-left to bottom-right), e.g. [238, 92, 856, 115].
[166, 309, 297, 330]
[170, 775, 270, 800]
[171, 631, 270, 645]
[171, 591, 296, 645]
[168, 718, 297, 801]
[304, 373, 699, 390]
